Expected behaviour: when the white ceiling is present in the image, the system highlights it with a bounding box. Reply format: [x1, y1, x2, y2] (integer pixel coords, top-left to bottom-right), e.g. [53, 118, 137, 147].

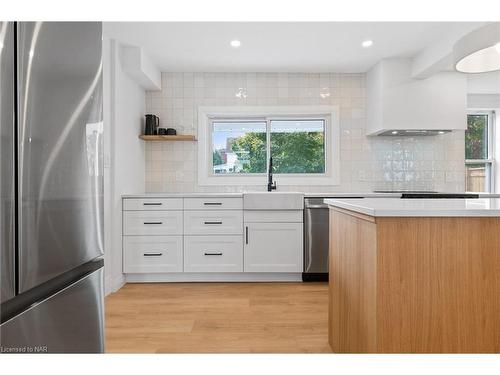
[103, 22, 483, 73]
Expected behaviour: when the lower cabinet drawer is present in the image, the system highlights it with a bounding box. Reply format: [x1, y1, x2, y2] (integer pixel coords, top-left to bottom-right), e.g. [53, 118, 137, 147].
[184, 235, 243, 272]
[184, 210, 243, 235]
[123, 211, 183, 235]
[123, 236, 183, 273]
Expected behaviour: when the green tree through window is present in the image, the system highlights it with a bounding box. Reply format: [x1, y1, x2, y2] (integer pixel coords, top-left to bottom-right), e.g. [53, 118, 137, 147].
[465, 114, 488, 159]
[271, 131, 325, 173]
[214, 119, 326, 174]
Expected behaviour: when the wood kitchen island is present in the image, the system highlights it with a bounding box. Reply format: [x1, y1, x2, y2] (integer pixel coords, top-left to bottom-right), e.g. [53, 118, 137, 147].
[324, 198, 500, 353]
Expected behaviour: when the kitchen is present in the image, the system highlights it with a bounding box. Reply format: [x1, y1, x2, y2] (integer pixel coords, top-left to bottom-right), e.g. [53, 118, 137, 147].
[2, 2, 500, 371]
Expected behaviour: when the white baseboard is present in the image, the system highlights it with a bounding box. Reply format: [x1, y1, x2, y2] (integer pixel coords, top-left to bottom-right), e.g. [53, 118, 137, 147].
[125, 272, 303, 283]
[105, 274, 126, 295]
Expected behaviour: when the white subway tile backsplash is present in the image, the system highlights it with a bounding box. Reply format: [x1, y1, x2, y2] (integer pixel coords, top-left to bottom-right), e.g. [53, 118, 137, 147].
[145, 72, 465, 193]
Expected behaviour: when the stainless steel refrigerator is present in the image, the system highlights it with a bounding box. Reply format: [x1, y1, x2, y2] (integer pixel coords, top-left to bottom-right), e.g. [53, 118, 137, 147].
[0, 22, 105, 353]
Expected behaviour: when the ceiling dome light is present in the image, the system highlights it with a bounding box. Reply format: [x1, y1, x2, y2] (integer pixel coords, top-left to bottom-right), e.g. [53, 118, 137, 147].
[453, 23, 500, 73]
[230, 40, 241, 48]
[361, 40, 373, 48]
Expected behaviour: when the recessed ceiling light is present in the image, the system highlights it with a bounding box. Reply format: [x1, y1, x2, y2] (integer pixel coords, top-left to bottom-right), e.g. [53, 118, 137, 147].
[362, 40, 373, 48]
[230, 40, 241, 48]
[391, 131, 398, 135]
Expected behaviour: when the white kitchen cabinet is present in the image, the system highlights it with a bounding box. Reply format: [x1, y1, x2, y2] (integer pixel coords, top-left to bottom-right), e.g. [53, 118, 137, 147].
[122, 195, 304, 280]
[184, 197, 243, 210]
[123, 198, 183, 211]
[244, 222, 303, 273]
[123, 236, 183, 273]
[184, 235, 243, 272]
[184, 210, 243, 235]
[123, 211, 183, 236]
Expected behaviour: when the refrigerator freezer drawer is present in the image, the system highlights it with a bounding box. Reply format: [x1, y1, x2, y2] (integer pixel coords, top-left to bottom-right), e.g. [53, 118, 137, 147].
[0, 267, 104, 353]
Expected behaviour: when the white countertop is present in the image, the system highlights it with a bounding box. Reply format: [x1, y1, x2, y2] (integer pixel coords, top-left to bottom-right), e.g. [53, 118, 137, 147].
[122, 192, 403, 199]
[303, 192, 402, 198]
[122, 192, 500, 200]
[324, 198, 500, 217]
[122, 192, 245, 198]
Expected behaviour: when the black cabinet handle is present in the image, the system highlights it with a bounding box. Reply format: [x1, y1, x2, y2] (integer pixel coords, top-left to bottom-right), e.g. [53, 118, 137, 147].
[204, 252, 223, 256]
[203, 202, 222, 206]
[143, 253, 163, 257]
[143, 221, 163, 225]
[204, 221, 222, 225]
[246, 226, 249, 244]
[143, 202, 162, 206]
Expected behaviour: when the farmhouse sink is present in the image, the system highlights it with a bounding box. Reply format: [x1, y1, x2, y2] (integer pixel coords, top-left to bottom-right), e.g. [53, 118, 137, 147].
[243, 192, 304, 210]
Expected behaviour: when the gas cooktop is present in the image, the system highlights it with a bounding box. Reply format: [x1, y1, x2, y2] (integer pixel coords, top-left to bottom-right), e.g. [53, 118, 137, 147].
[373, 191, 480, 198]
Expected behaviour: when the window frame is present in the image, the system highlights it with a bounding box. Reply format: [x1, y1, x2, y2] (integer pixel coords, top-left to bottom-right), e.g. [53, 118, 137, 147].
[465, 111, 495, 193]
[198, 106, 340, 186]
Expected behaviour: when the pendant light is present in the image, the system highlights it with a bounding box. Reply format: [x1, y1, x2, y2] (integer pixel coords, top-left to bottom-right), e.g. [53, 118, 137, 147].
[453, 23, 500, 73]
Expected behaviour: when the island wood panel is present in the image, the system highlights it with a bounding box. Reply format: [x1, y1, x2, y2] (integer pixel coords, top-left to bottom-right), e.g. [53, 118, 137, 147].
[329, 209, 377, 353]
[329, 209, 500, 353]
[376, 217, 500, 353]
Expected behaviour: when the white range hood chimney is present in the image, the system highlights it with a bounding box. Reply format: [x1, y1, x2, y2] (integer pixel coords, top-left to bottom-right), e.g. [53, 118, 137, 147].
[366, 59, 467, 136]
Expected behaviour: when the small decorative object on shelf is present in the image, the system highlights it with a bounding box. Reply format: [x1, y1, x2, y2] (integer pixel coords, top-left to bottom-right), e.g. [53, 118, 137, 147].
[144, 114, 159, 135]
[138, 135, 197, 141]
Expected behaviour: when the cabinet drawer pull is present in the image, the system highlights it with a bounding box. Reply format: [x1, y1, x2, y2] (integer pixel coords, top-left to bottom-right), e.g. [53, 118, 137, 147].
[246, 226, 249, 244]
[203, 202, 222, 206]
[143, 253, 163, 257]
[143, 202, 162, 206]
[143, 221, 163, 225]
[204, 252, 223, 256]
[204, 221, 222, 225]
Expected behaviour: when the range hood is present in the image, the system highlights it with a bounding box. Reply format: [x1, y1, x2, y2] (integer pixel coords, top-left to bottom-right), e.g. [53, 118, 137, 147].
[377, 129, 452, 136]
[366, 59, 467, 136]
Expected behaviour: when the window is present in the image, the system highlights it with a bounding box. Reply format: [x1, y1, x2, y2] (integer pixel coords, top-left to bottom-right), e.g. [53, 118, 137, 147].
[465, 112, 494, 193]
[198, 106, 339, 186]
[211, 119, 326, 175]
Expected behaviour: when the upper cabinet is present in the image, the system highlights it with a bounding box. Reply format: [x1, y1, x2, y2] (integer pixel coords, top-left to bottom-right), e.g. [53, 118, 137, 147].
[366, 59, 467, 136]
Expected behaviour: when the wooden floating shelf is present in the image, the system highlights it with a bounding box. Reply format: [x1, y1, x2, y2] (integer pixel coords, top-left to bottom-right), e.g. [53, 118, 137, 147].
[139, 135, 197, 142]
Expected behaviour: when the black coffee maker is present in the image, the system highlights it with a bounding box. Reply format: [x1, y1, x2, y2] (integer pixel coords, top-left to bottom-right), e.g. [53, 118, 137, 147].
[144, 114, 159, 135]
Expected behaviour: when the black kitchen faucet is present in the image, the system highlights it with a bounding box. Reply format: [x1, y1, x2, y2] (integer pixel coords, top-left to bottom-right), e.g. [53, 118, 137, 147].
[267, 157, 277, 192]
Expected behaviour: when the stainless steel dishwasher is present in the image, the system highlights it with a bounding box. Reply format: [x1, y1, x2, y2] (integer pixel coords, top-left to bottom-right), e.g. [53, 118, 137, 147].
[303, 197, 364, 282]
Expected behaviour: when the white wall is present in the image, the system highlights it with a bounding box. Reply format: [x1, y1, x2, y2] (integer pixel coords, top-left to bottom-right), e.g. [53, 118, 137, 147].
[103, 37, 146, 295]
[144, 72, 465, 193]
[467, 71, 500, 109]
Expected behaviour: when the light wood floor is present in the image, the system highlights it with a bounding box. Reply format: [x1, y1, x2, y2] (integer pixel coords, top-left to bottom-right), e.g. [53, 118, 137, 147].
[105, 282, 331, 353]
